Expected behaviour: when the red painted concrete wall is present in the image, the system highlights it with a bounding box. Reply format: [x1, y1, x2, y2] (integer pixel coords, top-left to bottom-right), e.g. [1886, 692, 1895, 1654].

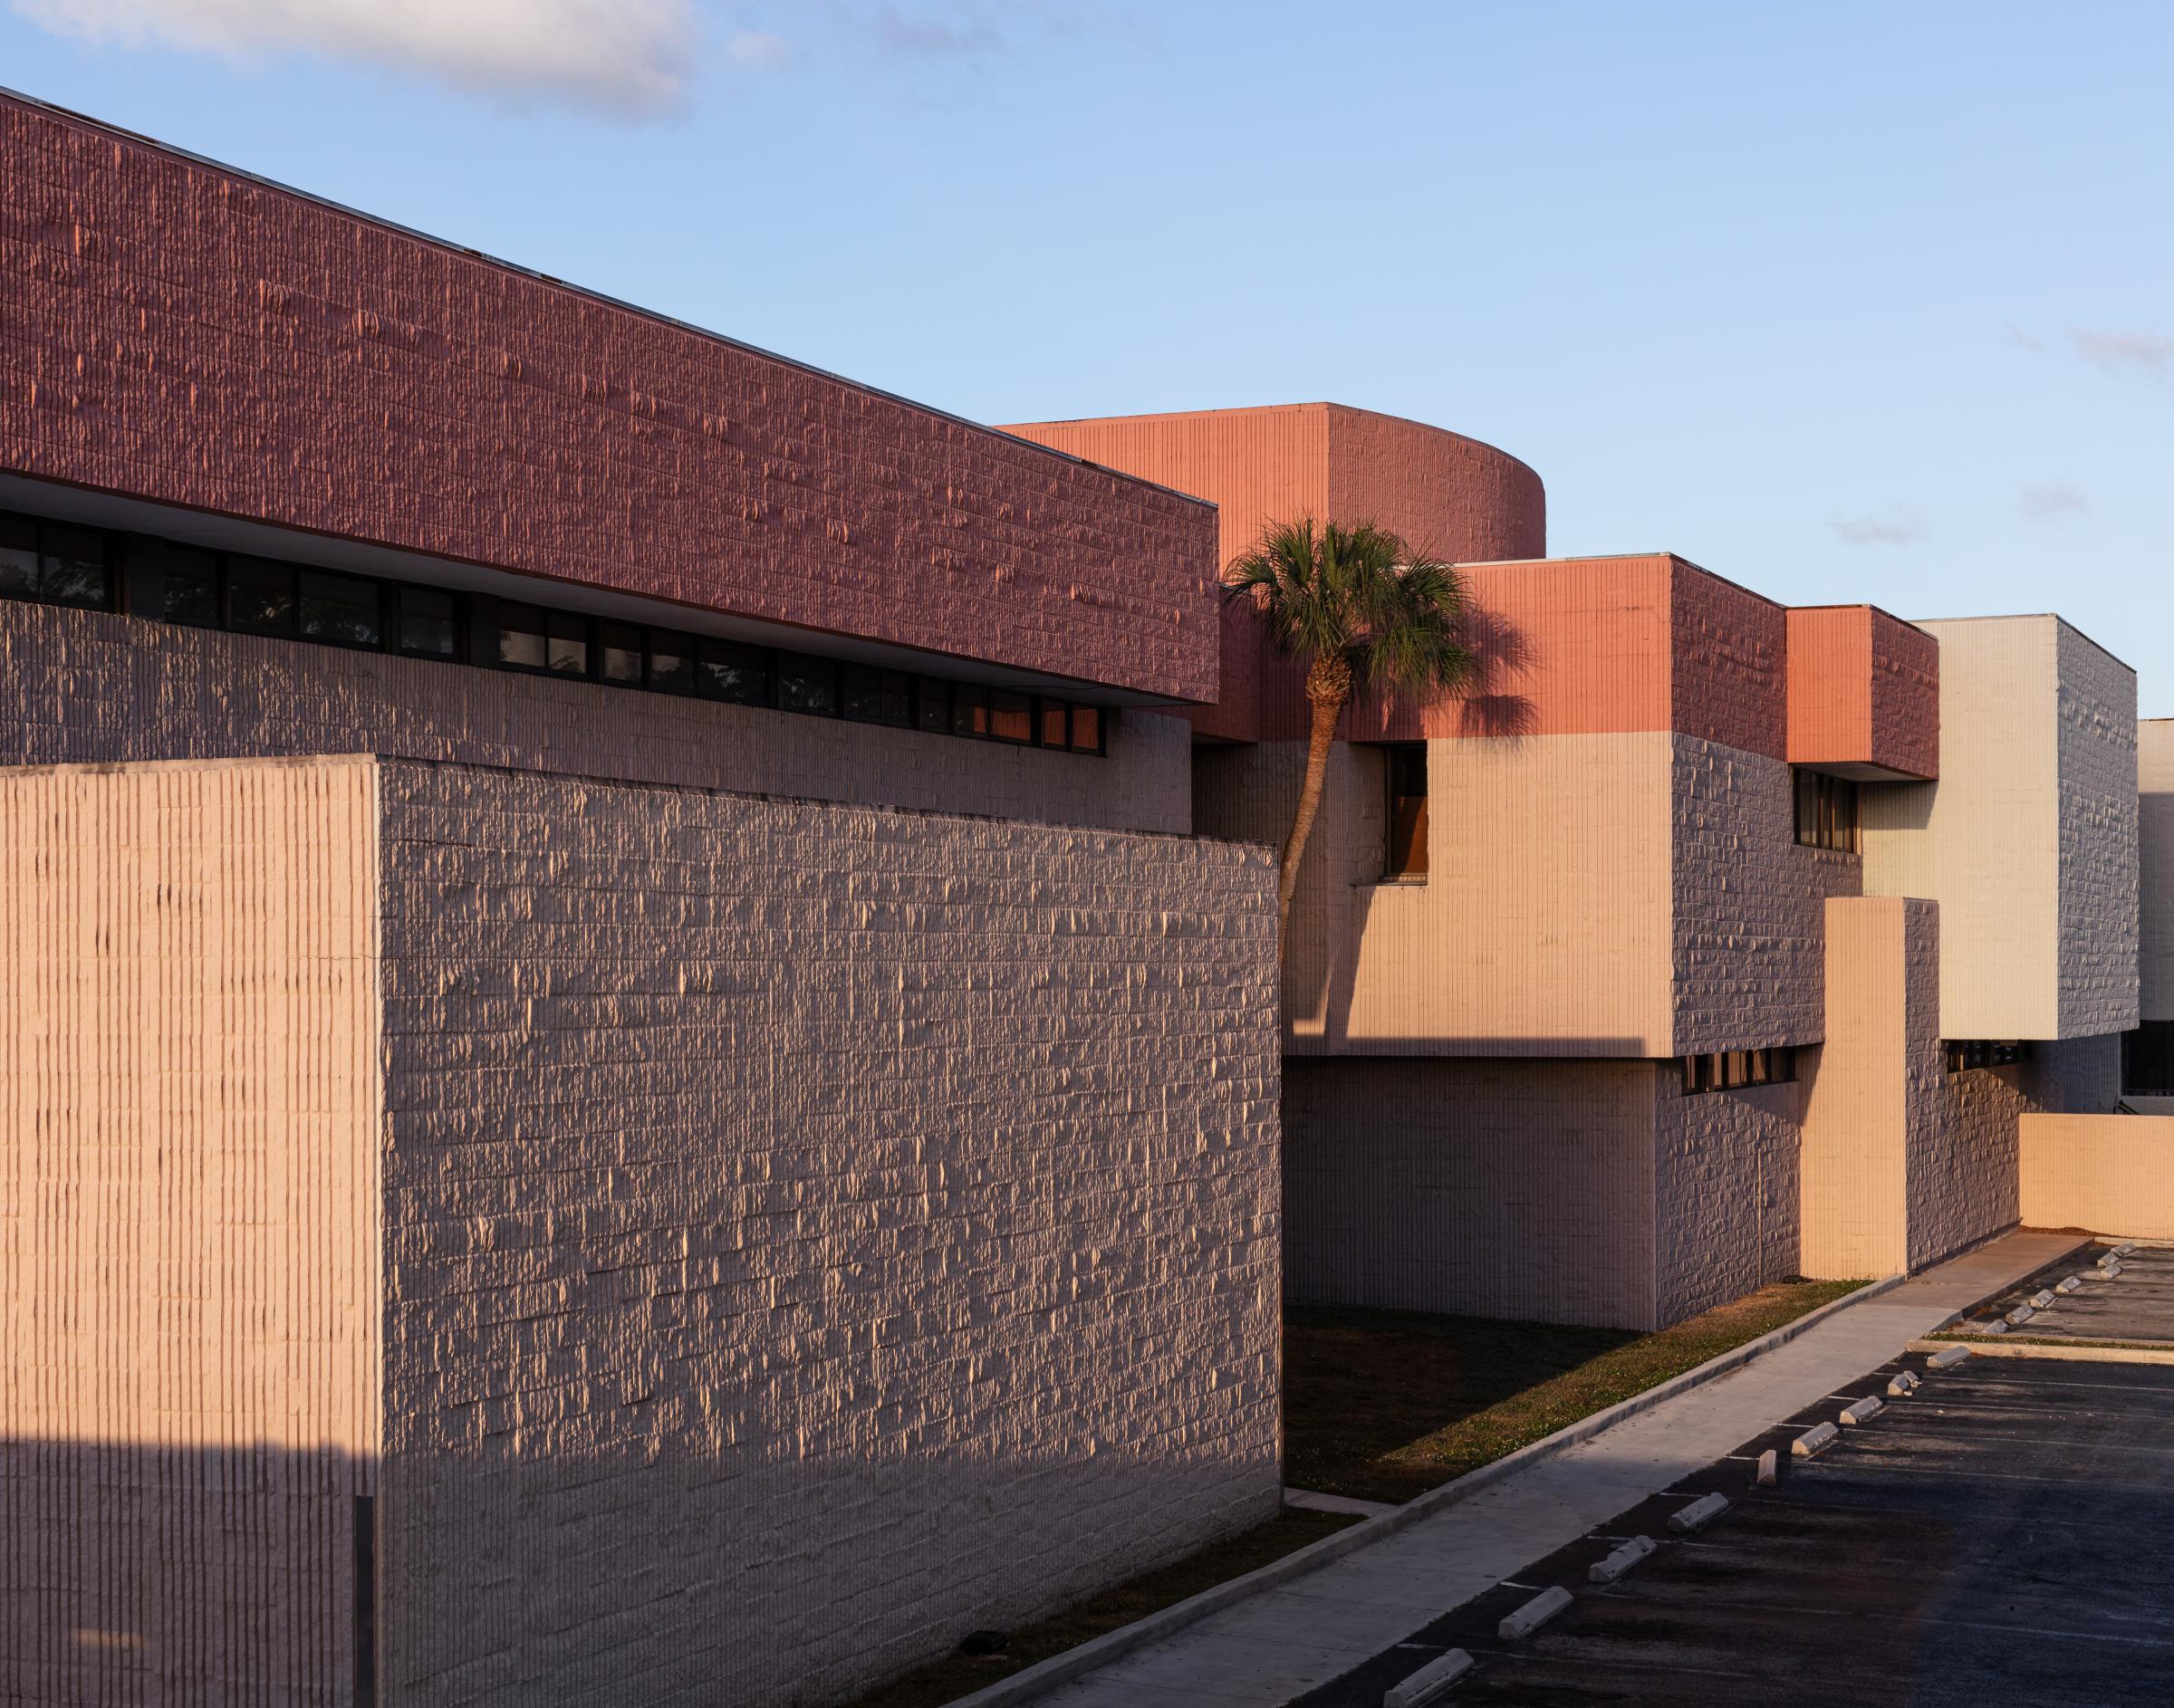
[1787, 606, 1939, 780]
[0, 94, 1216, 701]
[1002, 404, 1544, 739]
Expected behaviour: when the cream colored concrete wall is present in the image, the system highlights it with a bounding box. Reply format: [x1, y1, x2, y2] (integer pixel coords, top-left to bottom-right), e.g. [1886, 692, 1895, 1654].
[1282, 1058, 1662, 1329]
[1195, 731, 1847, 1059]
[2139, 720, 2174, 1021]
[369, 761, 1284, 1708]
[2020, 1113, 2174, 1238]
[1861, 616, 2138, 1040]
[0, 757, 383, 1707]
[0, 599, 1191, 836]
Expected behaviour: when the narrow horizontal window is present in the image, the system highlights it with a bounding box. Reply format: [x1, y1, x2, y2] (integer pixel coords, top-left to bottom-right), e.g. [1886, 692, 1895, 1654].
[914, 677, 951, 734]
[129, 537, 221, 628]
[545, 609, 589, 676]
[1040, 699, 1069, 748]
[1070, 705, 1102, 754]
[697, 638, 770, 705]
[952, 683, 989, 739]
[647, 629, 697, 695]
[1946, 1040, 2033, 1073]
[1680, 1047, 1795, 1095]
[299, 571, 382, 648]
[396, 586, 458, 657]
[600, 620, 644, 685]
[226, 556, 296, 636]
[37, 523, 114, 610]
[776, 654, 837, 715]
[495, 601, 548, 670]
[842, 665, 913, 726]
[989, 690, 1033, 744]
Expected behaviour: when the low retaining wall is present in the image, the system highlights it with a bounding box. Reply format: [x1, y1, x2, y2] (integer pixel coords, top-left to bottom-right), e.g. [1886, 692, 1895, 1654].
[2019, 1112, 2174, 1238]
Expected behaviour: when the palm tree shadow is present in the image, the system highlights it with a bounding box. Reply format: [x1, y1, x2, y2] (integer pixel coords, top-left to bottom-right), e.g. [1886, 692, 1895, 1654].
[1452, 600, 1539, 739]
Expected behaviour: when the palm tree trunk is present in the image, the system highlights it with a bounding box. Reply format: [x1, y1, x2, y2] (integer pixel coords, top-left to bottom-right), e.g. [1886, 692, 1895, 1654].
[1278, 655, 1352, 964]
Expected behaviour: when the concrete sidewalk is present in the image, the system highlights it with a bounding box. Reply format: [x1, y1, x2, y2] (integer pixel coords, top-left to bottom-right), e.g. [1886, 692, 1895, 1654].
[1029, 1230, 2083, 1708]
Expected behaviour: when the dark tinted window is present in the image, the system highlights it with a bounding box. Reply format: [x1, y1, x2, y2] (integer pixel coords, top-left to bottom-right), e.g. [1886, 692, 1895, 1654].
[546, 610, 589, 676]
[131, 538, 220, 627]
[601, 621, 644, 684]
[648, 629, 697, 694]
[914, 678, 950, 734]
[227, 557, 296, 635]
[842, 666, 913, 726]
[496, 602, 548, 669]
[951, 683, 989, 738]
[989, 690, 1033, 744]
[697, 638, 770, 705]
[0, 513, 34, 596]
[397, 587, 457, 657]
[36, 524, 112, 609]
[777, 654, 837, 715]
[299, 571, 380, 646]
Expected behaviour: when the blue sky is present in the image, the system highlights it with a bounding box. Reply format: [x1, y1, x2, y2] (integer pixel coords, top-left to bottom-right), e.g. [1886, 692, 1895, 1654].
[5, 2, 2169, 707]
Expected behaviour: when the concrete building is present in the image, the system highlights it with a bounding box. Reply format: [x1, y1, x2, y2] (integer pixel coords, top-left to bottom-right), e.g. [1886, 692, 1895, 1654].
[0, 97, 1282, 1707]
[1007, 406, 2140, 1330]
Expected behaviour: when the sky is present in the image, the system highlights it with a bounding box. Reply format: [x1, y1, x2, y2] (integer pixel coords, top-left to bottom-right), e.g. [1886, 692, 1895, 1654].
[3, 1, 2169, 706]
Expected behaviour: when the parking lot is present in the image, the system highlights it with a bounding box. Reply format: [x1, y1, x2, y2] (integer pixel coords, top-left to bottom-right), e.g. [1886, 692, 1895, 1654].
[1296, 1249, 2174, 1705]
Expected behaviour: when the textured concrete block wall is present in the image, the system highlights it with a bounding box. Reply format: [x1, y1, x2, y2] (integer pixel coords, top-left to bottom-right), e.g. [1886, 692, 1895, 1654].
[1282, 1059, 1661, 1329]
[1, 757, 382, 1708]
[0, 94, 1217, 700]
[370, 761, 1283, 1707]
[2055, 622, 2139, 1036]
[2020, 1114, 2174, 1238]
[0, 600, 1191, 834]
[1651, 1074, 1802, 1322]
[2140, 721, 2174, 1022]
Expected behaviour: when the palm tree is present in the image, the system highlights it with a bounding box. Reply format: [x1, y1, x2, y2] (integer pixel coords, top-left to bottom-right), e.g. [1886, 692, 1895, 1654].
[1224, 518, 1476, 954]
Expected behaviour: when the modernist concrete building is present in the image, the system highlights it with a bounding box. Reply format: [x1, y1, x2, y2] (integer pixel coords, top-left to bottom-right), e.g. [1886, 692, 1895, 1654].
[0, 99, 1283, 1706]
[1008, 405, 2140, 1330]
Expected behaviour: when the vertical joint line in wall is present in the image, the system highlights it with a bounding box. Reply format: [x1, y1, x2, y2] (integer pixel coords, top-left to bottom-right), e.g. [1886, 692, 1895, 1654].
[354, 1493, 378, 1707]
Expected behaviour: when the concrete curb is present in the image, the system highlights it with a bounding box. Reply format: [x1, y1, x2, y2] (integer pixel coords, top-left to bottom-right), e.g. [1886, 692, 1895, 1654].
[942, 1273, 1911, 1708]
[1907, 1337, 2174, 1366]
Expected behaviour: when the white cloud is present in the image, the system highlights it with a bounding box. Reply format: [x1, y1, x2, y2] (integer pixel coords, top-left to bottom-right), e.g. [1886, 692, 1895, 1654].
[1828, 507, 1929, 549]
[13, 0, 697, 116]
[727, 29, 790, 69]
[2020, 481, 2089, 521]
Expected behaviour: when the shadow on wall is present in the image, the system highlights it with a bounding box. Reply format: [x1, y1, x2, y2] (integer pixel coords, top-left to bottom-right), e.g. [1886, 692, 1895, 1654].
[2, 1435, 1284, 1708]
[0, 1439, 373, 1708]
[1451, 601, 1539, 741]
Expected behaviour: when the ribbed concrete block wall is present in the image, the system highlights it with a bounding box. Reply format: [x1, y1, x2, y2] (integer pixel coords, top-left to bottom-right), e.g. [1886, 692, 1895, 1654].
[2140, 721, 2174, 1022]
[2020, 1114, 2174, 1238]
[370, 761, 1284, 1705]
[1282, 1059, 1661, 1329]
[1651, 1073, 1802, 1322]
[1, 756, 382, 1708]
[0, 600, 1191, 834]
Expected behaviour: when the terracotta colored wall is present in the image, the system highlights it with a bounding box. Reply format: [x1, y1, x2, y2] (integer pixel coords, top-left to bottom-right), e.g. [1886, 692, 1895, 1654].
[0, 600, 1192, 834]
[2020, 1113, 2174, 1238]
[0, 94, 1216, 700]
[1861, 615, 2137, 1041]
[2140, 720, 2174, 1021]
[1, 757, 381, 1708]
[1002, 405, 1545, 739]
[1786, 607, 1939, 780]
[370, 761, 1283, 1707]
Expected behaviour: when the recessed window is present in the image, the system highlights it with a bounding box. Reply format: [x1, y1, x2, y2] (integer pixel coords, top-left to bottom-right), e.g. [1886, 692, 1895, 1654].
[1680, 1047, 1797, 1095]
[226, 557, 296, 635]
[545, 610, 589, 676]
[1040, 699, 1069, 748]
[1384, 744, 1428, 879]
[842, 665, 913, 726]
[1946, 1040, 2033, 1073]
[0, 514, 112, 609]
[600, 620, 644, 684]
[697, 638, 770, 705]
[129, 537, 221, 627]
[989, 690, 1033, 744]
[648, 629, 697, 694]
[396, 586, 458, 657]
[1070, 705, 1102, 754]
[495, 601, 548, 670]
[914, 677, 951, 734]
[952, 683, 989, 738]
[299, 571, 381, 647]
[776, 654, 838, 715]
[1794, 769, 1860, 853]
